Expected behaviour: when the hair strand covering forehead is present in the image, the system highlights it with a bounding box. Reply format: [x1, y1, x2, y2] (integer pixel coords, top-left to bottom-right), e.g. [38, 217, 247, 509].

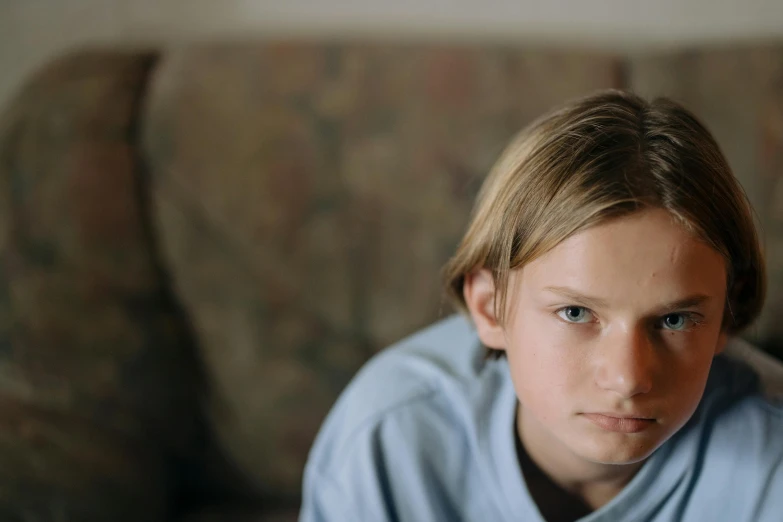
[443, 89, 765, 353]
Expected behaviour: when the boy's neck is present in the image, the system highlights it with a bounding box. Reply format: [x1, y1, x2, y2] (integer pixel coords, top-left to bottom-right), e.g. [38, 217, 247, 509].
[516, 404, 646, 512]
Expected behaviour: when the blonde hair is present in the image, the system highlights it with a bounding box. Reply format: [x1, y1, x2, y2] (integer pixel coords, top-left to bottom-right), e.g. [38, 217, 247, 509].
[444, 90, 765, 349]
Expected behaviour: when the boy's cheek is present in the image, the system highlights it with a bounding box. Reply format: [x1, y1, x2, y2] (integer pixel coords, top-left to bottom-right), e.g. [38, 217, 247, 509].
[509, 349, 580, 403]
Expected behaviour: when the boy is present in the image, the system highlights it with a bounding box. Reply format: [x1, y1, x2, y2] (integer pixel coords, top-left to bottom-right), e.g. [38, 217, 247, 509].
[300, 90, 783, 521]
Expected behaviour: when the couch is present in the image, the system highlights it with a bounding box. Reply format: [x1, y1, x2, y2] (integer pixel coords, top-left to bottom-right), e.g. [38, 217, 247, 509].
[1, 41, 782, 521]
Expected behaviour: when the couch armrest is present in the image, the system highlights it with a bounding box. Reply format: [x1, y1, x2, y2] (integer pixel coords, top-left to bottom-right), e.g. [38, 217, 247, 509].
[0, 49, 203, 522]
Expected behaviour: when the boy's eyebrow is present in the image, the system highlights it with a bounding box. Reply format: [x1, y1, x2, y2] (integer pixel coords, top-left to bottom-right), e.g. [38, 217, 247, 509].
[543, 286, 714, 312]
[654, 295, 714, 313]
[543, 286, 610, 309]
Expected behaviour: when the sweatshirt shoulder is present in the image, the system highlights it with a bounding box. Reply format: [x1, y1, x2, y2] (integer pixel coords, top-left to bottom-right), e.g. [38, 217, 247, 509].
[722, 337, 783, 403]
[306, 315, 487, 470]
[703, 338, 783, 458]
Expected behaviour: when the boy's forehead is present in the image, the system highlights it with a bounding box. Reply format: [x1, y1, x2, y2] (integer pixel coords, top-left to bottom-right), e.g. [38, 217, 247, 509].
[515, 209, 728, 300]
[532, 210, 709, 262]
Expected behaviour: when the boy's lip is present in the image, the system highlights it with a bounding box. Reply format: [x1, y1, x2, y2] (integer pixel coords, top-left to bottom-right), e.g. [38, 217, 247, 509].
[581, 413, 657, 433]
[589, 411, 656, 420]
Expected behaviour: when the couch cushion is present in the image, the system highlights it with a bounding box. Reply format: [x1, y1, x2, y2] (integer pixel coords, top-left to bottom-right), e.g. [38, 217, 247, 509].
[142, 41, 623, 500]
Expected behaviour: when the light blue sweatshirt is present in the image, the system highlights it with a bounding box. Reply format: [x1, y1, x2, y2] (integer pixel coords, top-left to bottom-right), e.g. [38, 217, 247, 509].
[301, 316, 783, 521]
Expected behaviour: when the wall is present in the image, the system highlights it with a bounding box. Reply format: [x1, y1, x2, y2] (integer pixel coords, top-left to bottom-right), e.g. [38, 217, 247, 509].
[2, 0, 783, 108]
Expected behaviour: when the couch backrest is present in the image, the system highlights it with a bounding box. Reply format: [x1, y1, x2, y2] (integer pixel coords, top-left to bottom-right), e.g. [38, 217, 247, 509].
[4, 42, 783, 515]
[143, 42, 783, 503]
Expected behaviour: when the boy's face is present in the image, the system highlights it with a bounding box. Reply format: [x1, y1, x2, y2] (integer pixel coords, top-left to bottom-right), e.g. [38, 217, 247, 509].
[466, 209, 728, 470]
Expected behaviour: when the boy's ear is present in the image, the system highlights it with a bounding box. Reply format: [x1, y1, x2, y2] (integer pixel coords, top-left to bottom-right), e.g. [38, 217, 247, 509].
[463, 269, 507, 350]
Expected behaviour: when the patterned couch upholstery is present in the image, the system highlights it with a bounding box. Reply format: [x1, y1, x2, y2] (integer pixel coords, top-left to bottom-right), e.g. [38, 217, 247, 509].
[0, 42, 781, 521]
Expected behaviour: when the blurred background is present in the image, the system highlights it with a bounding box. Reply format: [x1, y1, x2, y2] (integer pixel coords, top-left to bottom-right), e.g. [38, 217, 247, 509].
[5, 0, 783, 107]
[2, 1, 783, 522]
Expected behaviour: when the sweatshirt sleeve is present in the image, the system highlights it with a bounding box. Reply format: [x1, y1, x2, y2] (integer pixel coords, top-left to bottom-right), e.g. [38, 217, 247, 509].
[298, 469, 357, 522]
[298, 424, 397, 522]
[753, 449, 783, 521]
[298, 379, 399, 522]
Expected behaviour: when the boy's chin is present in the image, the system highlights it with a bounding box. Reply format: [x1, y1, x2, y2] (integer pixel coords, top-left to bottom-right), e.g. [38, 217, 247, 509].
[572, 436, 663, 466]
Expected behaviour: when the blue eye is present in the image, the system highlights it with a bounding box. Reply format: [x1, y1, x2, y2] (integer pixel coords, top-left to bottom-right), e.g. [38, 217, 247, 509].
[661, 313, 688, 331]
[557, 306, 593, 323]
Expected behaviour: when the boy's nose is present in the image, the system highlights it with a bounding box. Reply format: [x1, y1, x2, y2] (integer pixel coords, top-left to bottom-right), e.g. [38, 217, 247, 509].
[594, 326, 655, 398]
